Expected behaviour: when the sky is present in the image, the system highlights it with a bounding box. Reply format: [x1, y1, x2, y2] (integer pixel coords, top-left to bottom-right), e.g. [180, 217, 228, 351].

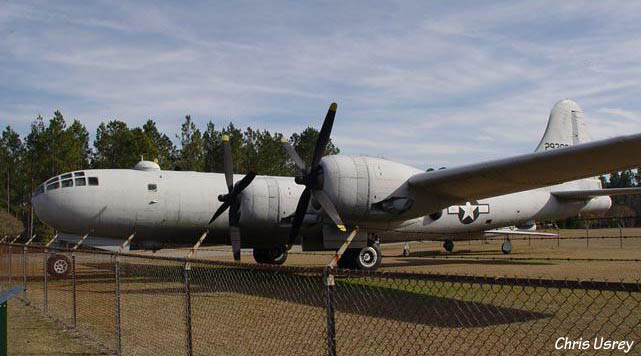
[2, 1, 641, 169]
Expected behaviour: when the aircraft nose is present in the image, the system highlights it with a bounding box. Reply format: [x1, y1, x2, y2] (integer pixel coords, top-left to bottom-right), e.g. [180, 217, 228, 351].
[32, 185, 63, 228]
[32, 190, 50, 225]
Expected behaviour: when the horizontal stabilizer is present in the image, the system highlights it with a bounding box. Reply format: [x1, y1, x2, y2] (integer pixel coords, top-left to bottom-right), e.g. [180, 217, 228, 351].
[552, 187, 641, 200]
[484, 229, 558, 237]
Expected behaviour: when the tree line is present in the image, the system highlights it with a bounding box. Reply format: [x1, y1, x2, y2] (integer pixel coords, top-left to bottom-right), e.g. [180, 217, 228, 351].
[0, 111, 338, 238]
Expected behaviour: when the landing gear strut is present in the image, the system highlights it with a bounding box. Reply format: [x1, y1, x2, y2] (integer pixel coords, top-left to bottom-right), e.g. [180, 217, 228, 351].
[443, 240, 454, 253]
[253, 246, 288, 265]
[501, 238, 512, 254]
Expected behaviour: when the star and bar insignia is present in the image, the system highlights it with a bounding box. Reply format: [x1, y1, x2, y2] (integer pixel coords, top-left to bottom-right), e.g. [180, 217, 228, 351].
[447, 202, 490, 224]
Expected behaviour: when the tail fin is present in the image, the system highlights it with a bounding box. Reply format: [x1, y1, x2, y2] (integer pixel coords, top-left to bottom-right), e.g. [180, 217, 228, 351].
[535, 99, 590, 152]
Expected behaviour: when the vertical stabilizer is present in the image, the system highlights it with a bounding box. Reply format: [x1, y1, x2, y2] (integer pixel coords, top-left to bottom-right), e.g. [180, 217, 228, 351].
[535, 99, 590, 152]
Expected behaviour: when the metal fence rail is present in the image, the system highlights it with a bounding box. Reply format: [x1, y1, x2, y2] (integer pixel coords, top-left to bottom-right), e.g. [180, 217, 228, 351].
[1, 242, 639, 355]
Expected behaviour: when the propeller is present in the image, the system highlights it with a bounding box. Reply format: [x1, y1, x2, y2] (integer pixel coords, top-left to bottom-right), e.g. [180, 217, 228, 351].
[281, 103, 346, 249]
[209, 135, 256, 261]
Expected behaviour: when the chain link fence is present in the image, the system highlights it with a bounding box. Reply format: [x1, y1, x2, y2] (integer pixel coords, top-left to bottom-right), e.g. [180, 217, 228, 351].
[1, 242, 640, 355]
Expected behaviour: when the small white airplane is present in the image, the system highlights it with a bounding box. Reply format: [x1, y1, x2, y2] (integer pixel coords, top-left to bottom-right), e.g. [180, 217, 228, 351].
[32, 99, 641, 275]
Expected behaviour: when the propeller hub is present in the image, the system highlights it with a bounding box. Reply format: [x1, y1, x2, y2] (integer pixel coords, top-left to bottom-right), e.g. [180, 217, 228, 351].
[295, 166, 324, 190]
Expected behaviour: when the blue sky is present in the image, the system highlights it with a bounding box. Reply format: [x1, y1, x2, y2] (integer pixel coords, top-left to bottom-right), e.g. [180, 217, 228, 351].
[2, 1, 641, 169]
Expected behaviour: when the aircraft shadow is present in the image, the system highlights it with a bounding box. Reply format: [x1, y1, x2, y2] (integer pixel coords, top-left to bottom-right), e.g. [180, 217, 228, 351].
[403, 249, 516, 257]
[70, 263, 550, 328]
[381, 259, 553, 268]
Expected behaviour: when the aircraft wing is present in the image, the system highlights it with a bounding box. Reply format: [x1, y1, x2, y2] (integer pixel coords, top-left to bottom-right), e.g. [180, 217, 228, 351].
[407, 133, 641, 208]
[551, 187, 641, 200]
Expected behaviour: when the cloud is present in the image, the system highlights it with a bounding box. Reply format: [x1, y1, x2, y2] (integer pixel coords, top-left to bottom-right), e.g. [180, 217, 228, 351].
[2, 1, 641, 169]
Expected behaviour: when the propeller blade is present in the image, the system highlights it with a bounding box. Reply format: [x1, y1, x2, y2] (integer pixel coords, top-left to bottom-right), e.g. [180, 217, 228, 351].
[281, 139, 306, 172]
[312, 190, 346, 232]
[288, 187, 312, 246]
[222, 135, 234, 193]
[209, 201, 230, 224]
[311, 102, 337, 168]
[230, 226, 241, 261]
[232, 171, 256, 196]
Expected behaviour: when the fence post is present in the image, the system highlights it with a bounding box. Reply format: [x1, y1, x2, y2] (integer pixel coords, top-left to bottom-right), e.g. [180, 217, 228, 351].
[22, 246, 27, 302]
[43, 251, 48, 314]
[585, 220, 589, 248]
[619, 223, 623, 249]
[324, 266, 337, 356]
[114, 256, 122, 356]
[72, 254, 77, 329]
[183, 263, 193, 356]
[8, 245, 11, 285]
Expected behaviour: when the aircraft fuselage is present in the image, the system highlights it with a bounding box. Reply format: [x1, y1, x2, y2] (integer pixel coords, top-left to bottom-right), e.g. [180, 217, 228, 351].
[32, 155, 609, 250]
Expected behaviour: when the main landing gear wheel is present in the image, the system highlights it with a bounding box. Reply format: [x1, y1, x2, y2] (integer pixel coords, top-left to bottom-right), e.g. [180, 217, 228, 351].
[253, 246, 288, 265]
[501, 239, 513, 254]
[47, 254, 71, 278]
[443, 240, 454, 253]
[337, 245, 382, 271]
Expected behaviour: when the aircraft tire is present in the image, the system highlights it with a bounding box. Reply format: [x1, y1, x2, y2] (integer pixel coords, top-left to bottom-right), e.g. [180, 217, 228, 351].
[501, 240, 512, 255]
[353, 245, 381, 271]
[253, 246, 288, 265]
[443, 240, 454, 252]
[47, 254, 71, 278]
[337, 249, 356, 269]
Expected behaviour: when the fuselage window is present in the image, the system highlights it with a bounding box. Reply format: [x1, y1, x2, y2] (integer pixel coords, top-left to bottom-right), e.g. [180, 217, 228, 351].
[148, 184, 157, 192]
[74, 171, 85, 177]
[61, 179, 73, 188]
[61, 173, 72, 179]
[75, 178, 86, 186]
[47, 182, 60, 190]
[88, 177, 99, 186]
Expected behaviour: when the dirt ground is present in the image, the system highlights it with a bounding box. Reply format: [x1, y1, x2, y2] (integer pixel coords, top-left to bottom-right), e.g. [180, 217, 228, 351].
[2, 229, 640, 355]
[139, 229, 641, 281]
[7, 298, 112, 356]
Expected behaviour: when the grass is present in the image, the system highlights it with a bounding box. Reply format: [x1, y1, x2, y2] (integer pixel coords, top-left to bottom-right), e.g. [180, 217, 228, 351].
[7, 298, 113, 356]
[3, 231, 641, 355]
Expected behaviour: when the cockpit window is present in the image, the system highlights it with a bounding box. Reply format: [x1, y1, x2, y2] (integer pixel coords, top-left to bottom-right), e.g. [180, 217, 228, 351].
[75, 178, 86, 186]
[34, 185, 45, 196]
[47, 181, 60, 190]
[61, 173, 72, 179]
[88, 177, 99, 186]
[46, 177, 59, 184]
[61, 179, 73, 188]
[74, 171, 85, 177]
[148, 184, 157, 192]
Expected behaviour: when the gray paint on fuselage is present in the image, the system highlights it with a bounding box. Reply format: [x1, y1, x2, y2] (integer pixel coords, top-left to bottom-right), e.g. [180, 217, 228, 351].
[33, 160, 607, 248]
[33, 169, 301, 245]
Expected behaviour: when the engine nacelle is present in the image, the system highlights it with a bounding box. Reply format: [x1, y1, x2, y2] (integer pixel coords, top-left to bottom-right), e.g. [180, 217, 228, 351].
[320, 155, 422, 221]
[239, 176, 304, 229]
[580, 196, 612, 214]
